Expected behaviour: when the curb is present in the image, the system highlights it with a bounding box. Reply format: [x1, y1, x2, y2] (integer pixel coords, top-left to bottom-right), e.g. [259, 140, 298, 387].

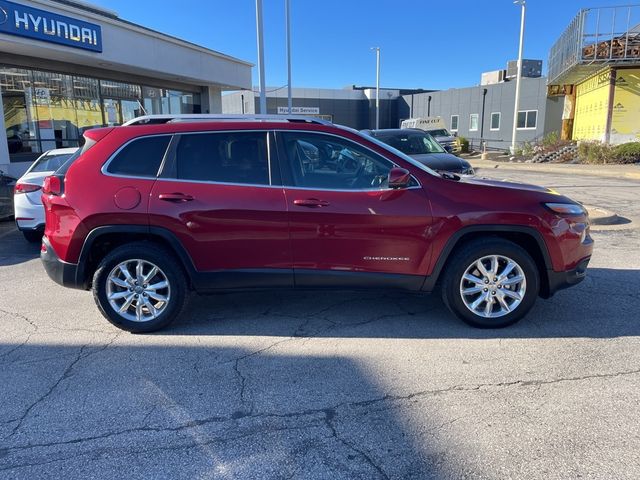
[584, 205, 619, 226]
[468, 159, 640, 181]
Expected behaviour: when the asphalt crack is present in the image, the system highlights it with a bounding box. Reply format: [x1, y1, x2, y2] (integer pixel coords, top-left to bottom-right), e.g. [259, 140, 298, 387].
[4, 332, 122, 440]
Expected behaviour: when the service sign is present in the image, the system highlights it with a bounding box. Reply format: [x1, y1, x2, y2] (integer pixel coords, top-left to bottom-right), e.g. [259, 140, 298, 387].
[277, 106, 320, 115]
[0, 0, 102, 52]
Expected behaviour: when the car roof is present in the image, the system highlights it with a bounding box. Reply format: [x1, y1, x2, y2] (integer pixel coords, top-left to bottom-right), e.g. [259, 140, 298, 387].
[366, 128, 430, 136]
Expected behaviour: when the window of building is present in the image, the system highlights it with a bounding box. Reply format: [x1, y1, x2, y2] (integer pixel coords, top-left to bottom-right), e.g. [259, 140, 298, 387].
[106, 135, 171, 177]
[175, 132, 270, 185]
[490, 112, 501, 131]
[2, 65, 203, 163]
[517, 110, 538, 129]
[469, 114, 479, 132]
[280, 132, 409, 190]
[450, 115, 459, 131]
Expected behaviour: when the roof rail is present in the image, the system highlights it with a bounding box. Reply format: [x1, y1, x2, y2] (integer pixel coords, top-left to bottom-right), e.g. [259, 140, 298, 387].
[122, 114, 333, 126]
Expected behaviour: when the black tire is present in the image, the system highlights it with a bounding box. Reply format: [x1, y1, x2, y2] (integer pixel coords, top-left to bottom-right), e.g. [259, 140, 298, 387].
[92, 242, 187, 333]
[22, 230, 42, 243]
[441, 238, 540, 328]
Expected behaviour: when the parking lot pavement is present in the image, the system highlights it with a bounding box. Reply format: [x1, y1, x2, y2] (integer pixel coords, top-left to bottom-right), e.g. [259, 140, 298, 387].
[1, 171, 639, 479]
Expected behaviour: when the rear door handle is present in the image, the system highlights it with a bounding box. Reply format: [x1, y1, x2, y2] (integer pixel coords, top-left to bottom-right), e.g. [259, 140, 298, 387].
[293, 198, 330, 208]
[158, 193, 194, 203]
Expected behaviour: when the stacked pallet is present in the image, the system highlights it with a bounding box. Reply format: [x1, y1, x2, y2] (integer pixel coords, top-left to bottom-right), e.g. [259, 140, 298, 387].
[582, 32, 640, 60]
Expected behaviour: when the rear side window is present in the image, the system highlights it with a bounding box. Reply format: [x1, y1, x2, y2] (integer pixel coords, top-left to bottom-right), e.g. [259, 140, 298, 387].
[106, 136, 171, 177]
[30, 153, 75, 173]
[174, 132, 269, 185]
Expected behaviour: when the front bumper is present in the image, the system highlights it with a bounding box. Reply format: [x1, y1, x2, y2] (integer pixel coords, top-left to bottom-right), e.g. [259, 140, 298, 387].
[40, 236, 85, 290]
[543, 256, 590, 298]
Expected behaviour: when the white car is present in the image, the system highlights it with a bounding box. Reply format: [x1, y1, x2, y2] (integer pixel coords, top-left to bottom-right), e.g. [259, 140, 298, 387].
[14, 147, 78, 242]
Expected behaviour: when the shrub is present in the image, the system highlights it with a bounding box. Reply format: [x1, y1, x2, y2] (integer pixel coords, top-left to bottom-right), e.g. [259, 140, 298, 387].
[455, 136, 470, 153]
[612, 142, 640, 164]
[541, 131, 560, 148]
[577, 141, 615, 164]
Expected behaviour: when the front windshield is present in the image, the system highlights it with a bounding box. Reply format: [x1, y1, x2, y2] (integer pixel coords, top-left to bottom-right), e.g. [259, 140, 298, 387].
[341, 126, 439, 177]
[427, 129, 450, 137]
[377, 132, 445, 155]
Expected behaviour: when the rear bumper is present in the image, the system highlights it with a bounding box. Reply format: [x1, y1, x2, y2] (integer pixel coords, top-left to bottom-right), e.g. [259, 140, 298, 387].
[17, 222, 44, 232]
[543, 256, 590, 298]
[40, 236, 85, 290]
[14, 195, 44, 230]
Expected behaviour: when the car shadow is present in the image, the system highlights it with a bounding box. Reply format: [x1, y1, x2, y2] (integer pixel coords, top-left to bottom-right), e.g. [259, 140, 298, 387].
[0, 225, 40, 266]
[167, 267, 640, 340]
[0, 343, 448, 478]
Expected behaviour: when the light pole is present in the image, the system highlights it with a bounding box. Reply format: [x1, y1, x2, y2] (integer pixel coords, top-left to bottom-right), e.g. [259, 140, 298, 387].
[255, 0, 267, 114]
[285, 0, 292, 113]
[371, 47, 380, 129]
[511, 0, 526, 154]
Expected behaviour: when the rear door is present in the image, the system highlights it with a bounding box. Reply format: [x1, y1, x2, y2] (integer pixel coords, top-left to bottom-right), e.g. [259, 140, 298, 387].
[276, 130, 434, 289]
[148, 130, 292, 288]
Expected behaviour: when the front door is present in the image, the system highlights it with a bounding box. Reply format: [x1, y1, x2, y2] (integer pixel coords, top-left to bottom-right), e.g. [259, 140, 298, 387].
[276, 131, 433, 289]
[149, 131, 292, 288]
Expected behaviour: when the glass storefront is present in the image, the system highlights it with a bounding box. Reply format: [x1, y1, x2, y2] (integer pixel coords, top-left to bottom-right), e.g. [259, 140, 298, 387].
[1, 65, 201, 161]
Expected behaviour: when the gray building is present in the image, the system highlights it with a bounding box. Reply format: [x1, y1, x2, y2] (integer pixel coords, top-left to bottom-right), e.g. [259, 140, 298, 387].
[222, 86, 432, 130]
[399, 77, 563, 150]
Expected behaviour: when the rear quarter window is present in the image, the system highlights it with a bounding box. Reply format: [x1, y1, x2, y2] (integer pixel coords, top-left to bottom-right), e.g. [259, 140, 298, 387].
[106, 136, 172, 177]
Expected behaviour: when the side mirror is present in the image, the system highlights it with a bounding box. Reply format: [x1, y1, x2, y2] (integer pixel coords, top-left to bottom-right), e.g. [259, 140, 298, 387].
[388, 167, 411, 189]
[444, 145, 453, 153]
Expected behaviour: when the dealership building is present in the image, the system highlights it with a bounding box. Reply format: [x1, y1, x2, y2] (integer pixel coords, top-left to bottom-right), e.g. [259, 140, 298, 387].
[0, 0, 252, 176]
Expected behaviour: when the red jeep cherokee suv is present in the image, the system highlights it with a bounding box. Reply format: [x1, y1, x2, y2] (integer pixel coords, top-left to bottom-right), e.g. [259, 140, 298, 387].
[40, 115, 593, 332]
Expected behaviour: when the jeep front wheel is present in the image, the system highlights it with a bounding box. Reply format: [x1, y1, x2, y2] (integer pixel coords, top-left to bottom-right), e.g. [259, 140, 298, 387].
[441, 239, 540, 328]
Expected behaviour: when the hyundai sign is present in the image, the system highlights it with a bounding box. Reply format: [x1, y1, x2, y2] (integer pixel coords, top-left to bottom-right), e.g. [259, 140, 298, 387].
[0, 0, 102, 52]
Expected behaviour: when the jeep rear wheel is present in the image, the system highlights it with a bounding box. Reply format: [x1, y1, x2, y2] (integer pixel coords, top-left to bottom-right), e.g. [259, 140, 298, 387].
[92, 242, 187, 333]
[441, 239, 539, 328]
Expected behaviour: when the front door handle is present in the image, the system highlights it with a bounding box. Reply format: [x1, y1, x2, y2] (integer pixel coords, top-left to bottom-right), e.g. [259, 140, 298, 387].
[158, 193, 194, 203]
[293, 198, 330, 208]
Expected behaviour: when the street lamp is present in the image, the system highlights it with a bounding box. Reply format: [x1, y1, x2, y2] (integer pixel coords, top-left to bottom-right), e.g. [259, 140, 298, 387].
[255, 0, 267, 114]
[511, 0, 526, 154]
[371, 47, 380, 129]
[285, 0, 292, 113]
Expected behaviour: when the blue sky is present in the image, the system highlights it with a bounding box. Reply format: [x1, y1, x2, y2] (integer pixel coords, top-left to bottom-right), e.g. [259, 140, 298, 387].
[90, 0, 634, 90]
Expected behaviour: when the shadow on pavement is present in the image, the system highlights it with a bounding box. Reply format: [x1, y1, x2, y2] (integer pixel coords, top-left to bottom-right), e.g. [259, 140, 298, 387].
[0, 225, 40, 267]
[169, 267, 640, 340]
[0, 344, 444, 478]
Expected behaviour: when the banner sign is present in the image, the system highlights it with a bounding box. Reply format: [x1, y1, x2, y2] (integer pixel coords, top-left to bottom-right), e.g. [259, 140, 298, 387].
[0, 0, 102, 52]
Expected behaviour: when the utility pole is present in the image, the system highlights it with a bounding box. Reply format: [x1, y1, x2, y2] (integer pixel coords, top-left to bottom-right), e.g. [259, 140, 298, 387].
[256, 0, 267, 114]
[511, 0, 526, 154]
[371, 47, 380, 129]
[285, 0, 292, 113]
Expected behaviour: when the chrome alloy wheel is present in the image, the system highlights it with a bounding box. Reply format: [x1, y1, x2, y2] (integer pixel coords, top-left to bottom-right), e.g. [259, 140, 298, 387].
[459, 255, 526, 318]
[106, 259, 171, 322]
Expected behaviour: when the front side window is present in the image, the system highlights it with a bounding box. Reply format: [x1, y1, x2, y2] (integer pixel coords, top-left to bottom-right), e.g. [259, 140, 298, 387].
[106, 135, 171, 177]
[469, 114, 479, 132]
[280, 132, 406, 190]
[490, 112, 501, 131]
[175, 132, 270, 185]
[517, 110, 538, 129]
[450, 115, 459, 131]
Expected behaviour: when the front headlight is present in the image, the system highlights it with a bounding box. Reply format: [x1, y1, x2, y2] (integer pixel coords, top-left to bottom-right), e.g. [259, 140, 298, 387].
[543, 202, 586, 215]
